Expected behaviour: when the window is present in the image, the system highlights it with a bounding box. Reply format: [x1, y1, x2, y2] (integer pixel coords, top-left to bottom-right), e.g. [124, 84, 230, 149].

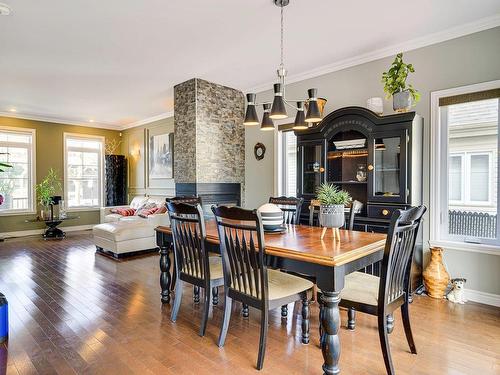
[64, 133, 104, 210]
[430, 82, 500, 250]
[0, 127, 35, 214]
[449, 152, 492, 205]
[280, 130, 297, 196]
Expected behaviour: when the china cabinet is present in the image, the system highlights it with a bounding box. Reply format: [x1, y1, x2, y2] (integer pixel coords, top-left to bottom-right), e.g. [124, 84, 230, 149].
[296, 106, 424, 291]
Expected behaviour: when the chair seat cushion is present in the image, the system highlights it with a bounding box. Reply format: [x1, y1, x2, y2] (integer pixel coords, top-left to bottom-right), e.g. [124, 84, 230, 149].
[267, 269, 313, 301]
[340, 271, 380, 306]
[184, 256, 223, 280]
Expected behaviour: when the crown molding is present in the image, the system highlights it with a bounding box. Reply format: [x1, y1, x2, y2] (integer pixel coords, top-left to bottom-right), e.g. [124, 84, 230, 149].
[0, 111, 123, 130]
[245, 14, 500, 94]
[120, 111, 174, 130]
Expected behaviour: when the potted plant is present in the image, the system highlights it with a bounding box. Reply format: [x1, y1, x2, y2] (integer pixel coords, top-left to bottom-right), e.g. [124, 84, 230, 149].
[35, 169, 62, 219]
[316, 183, 351, 239]
[382, 52, 421, 112]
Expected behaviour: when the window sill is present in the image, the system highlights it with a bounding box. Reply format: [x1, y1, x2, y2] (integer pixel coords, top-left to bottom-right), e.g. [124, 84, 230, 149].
[429, 240, 500, 256]
[0, 210, 36, 217]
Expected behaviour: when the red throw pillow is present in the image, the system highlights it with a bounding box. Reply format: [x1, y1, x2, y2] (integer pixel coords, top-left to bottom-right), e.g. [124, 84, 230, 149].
[111, 207, 136, 216]
[139, 207, 160, 218]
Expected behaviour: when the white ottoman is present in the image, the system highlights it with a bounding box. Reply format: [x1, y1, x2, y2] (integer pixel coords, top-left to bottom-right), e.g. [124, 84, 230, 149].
[93, 221, 158, 258]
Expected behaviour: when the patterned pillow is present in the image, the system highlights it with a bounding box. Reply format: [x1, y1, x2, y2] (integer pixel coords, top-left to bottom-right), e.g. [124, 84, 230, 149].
[139, 207, 160, 218]
[111, 207, 136, 216]
[135, 202, 157, 216]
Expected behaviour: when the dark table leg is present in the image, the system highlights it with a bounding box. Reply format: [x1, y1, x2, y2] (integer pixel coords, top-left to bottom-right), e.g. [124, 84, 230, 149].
[320, 291, 341, 375]
[159, 244, 172, 303]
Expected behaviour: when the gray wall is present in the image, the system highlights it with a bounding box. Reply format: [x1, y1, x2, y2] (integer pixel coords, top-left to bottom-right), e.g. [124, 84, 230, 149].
[245, 27, 500, 295]
[121, 116, 175, 200]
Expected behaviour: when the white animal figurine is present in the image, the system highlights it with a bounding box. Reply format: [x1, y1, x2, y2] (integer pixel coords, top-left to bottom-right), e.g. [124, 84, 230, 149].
[446, 278, 468, 304]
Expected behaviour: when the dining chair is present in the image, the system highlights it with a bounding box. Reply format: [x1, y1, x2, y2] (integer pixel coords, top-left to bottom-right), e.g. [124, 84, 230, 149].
[339, 205, 426, 375]
[211, 205, 313, 370]
[166, 201, 225, 337]
[166, 196, 221, 304]
[268, 196, 304, 224]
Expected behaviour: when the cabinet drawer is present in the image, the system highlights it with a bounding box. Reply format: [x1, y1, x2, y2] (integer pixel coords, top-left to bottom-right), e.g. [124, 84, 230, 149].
[367, 204, 407, 219]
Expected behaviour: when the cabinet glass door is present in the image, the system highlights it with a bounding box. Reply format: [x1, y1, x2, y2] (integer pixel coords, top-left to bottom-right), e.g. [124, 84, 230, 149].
[299, 142, 325, 196]
[368, 132, 407, 203]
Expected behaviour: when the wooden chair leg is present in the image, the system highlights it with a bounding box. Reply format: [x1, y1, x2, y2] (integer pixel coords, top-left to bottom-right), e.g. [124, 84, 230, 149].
[281, 304, 288, 318]
[401, 302, 417, 354]
[170, 260, 177, 292]
[386, 313, 394, 334]
[347, 308, 356, 330]
[256, 309, 269, 370]
[218, 294, 233, 347]
[378, 314, 395, 375]
[212, 286, 219, 306]
[242, 303, 249, 318]
[199, 286, 211, 337]
[193, 286, 200, 303]
[301, 296, 310, 344]
[170, 279, 183, 322]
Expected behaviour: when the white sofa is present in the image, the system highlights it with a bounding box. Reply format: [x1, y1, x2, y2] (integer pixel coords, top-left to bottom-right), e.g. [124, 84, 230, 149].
[94, 195, 170, 258]
[100, 195, 169, 227]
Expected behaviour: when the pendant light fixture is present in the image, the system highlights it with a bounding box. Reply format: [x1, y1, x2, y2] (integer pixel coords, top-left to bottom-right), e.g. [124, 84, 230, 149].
[243, 0, 327, 130]
[260, 103, 275, 131]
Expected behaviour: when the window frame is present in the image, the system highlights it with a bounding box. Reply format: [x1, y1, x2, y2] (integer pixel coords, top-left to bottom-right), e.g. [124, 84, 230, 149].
[430, 80, 500, 253]
[0, 126, 36, 216]
[63, 132, 105, 212]
[278, 129, 298, 197]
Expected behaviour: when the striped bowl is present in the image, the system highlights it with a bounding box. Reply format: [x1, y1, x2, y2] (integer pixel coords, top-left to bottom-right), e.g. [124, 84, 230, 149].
[257, 203, 284, 231]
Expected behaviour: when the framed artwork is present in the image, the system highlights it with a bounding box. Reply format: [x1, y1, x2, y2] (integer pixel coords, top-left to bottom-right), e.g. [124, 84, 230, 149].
[149, 132, 173, 179]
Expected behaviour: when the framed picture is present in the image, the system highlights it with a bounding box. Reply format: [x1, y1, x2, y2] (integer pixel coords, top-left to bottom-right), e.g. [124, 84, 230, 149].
[148, 132, 173, 179]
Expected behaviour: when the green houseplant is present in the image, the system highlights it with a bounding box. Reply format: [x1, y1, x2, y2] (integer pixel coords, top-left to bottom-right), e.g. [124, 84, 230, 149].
[382, 52, 421, 112]
[35, 169, 62, 218]
[316, 183, 351, 235]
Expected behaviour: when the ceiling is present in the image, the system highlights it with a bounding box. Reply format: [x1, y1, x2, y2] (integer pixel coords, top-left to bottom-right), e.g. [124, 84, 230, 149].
[1, 0, 499, 130]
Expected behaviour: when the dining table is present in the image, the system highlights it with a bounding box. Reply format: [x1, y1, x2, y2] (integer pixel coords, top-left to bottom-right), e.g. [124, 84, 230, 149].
[155, 221, 386, 375]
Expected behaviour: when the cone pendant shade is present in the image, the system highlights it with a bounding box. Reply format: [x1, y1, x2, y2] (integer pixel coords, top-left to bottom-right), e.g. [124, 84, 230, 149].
[261, 103, 275, 131]
[270, 83, 288, 119]
[293, 101, 307, 130]
[305, 88, 322, 123]
[244, 93, 260, 125]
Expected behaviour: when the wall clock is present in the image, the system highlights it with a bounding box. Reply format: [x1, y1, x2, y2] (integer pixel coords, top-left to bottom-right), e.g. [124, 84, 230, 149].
[254, 143, 266, 160]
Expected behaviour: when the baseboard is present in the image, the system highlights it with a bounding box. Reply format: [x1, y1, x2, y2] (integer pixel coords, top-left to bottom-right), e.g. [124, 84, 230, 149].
[0, 224, 93, 239]
[464, 288, 500, 307]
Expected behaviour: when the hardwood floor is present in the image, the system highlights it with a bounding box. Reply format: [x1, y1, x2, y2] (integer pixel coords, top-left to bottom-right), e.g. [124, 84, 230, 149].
[0, 232, 498, 375]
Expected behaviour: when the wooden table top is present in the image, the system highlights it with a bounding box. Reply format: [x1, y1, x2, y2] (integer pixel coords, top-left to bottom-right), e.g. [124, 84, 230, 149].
[156, 220, 386, 267]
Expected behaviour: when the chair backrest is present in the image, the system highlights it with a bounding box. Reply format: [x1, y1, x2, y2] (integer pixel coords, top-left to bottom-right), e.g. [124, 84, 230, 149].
[378, 205, 426, 310]
[269, 196, 304, 225]
[347, 200, 363, 230]
[308, 199, 320, 226]
[211, 205, 268, 303]
[167, 202, 210, 283]
[166, 195, 202, 205]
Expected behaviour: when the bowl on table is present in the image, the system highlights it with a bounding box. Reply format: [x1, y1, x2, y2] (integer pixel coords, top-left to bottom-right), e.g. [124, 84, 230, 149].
[257, 203, 284, 231]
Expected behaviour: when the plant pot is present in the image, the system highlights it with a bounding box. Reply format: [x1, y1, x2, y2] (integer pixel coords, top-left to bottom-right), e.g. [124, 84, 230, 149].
[319, 205, 345, 228]
[423, 247, 450, 299]
[393, 90, 412, 113]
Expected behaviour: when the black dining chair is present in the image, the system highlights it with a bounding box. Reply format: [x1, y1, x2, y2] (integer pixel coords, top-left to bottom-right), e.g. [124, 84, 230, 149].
[268, 196, 304, 225]
[212, 205, 313, 370]
[339, 205, 426, 375]
[167, 202, 225, 337]
[166, 196, 221, 304]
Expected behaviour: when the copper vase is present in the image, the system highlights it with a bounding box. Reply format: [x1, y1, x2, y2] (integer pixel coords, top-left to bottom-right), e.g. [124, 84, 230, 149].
[423, 247, 450, 299]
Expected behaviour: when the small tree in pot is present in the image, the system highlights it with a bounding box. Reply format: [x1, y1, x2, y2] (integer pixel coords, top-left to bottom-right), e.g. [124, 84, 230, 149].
[316, 183, 351, 239]
[382, 52, 420, 112]
[35, 169, 62, 219]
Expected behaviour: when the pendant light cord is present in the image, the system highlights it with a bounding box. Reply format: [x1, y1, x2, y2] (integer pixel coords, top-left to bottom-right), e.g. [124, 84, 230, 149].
[280, 4, 284, 68]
